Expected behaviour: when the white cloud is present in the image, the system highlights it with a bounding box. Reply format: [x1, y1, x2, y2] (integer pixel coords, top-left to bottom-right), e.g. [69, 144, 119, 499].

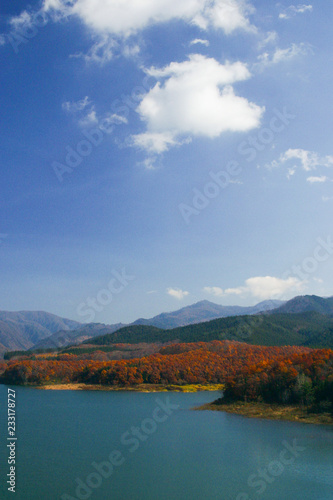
[279, 4, 313, 20]
[243, 276, 304, 299]
[9, 11, 33, 28]
[122, 44, 140, 58]
[62, 96, 92, 113]
[204, 275, 305, 300]
[78, 110, 98, 127]
[132, 54, 264, 155]
[203, 286, 224, 297]
[167, 288, 189, 300]
[71, 35, 117, 64]
[306, 176, 328, 183]
[189, 38, 210, 47]
[258, 31, 278, 49]
[44, 0, 256, 37]
[62, 97, 128, 129]
[267, 149, 333, 176]
[257, 42, 312, 68]
[62, 96, 99, 127]
[0, 35, 5, 46]
[105, 113, 128, 125]
[322, 196, 333, 203]
[131, 132, 184, 154]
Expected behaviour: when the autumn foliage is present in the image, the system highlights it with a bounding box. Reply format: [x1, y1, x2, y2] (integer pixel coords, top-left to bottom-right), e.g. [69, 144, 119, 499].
[1, 340, 332, 411]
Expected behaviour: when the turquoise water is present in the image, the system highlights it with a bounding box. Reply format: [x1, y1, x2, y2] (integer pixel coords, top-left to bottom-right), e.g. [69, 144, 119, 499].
[0, 385, 332, 500]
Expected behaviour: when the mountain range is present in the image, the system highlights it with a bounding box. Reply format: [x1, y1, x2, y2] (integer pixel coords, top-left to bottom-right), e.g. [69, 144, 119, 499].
[2, 294, 333, 355]
[0, 311, 80, 356]
[86, 310, 333, 349]
[30, 299, 284, 350]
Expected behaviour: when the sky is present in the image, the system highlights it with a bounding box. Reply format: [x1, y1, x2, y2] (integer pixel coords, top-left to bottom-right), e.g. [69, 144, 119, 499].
[1, 0, 333, 325]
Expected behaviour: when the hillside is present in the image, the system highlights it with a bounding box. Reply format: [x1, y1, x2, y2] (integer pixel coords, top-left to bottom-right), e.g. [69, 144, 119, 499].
[32, 322, 126, 350]
[273, 295, 333, 315]
[0, 311, 81, 356]
[3, 295, 333, 355]
[85, 311, 333, 349]
[30, 299, 284, 350]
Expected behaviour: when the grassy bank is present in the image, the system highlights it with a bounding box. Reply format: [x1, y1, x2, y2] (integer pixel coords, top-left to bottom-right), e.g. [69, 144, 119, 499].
[198, 400, 333, 426]
[36, 383, 224, 392]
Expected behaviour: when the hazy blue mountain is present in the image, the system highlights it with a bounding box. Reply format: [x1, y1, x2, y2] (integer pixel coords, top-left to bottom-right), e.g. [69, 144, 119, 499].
[0, 311, 81, 355]
[3, 299, 285, 353]
[32, 323, 126, 350]
[132, 299, 285, 329]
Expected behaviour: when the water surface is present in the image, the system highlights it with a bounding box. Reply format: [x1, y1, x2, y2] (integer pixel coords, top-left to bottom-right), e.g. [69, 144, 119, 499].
[0, 385, 332, 499]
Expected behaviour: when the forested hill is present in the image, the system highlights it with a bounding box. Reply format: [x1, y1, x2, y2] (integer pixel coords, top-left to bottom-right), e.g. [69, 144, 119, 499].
[273, 295, 333, 315]
[85, 311, 333, 349]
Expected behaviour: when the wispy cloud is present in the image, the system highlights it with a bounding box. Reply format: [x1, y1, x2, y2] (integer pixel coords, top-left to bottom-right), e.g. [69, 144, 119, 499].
[267, 148, 333, 177]
[62, 96, 92, 113]
[189, 38, 210, 47]
[203, 286, 224, 297]
[256, 42, 312, 68]
[306, 176, 329, 184]
[70, 35, 117, 65]
[279, 4, 313, 20]
[257, 31, 278, 49]
[167, 288, 189, 300]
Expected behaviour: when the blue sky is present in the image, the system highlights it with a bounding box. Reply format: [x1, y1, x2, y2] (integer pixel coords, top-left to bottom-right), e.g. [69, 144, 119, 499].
[1, 0, 333, 324]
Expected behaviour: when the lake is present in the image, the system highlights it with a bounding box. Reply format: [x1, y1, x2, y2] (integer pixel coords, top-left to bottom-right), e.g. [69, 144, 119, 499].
[0, 385, 332, 499]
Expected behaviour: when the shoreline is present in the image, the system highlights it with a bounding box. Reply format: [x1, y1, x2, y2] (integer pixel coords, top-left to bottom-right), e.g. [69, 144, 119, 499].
[197, 400, 333, 426]
[35, 383, 224, 393]
[6, 382, 333, 425]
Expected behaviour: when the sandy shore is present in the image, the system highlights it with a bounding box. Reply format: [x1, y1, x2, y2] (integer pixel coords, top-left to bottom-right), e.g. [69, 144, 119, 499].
[197, 400, 333, 426]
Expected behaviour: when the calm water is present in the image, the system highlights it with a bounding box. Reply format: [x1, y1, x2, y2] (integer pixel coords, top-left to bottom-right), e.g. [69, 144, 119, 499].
[0, 385, 332, 500]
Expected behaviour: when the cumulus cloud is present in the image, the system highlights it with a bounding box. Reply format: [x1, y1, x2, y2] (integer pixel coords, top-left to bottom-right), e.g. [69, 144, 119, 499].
[44, 0, 256, 37]
[243, 276, 304, 299]
[267, 149, 333, 177]
[279, 4, 313, 20]
[204, 275, 304, 300]
[131, 54, 264, 155]
[167, 288, 189, 300]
